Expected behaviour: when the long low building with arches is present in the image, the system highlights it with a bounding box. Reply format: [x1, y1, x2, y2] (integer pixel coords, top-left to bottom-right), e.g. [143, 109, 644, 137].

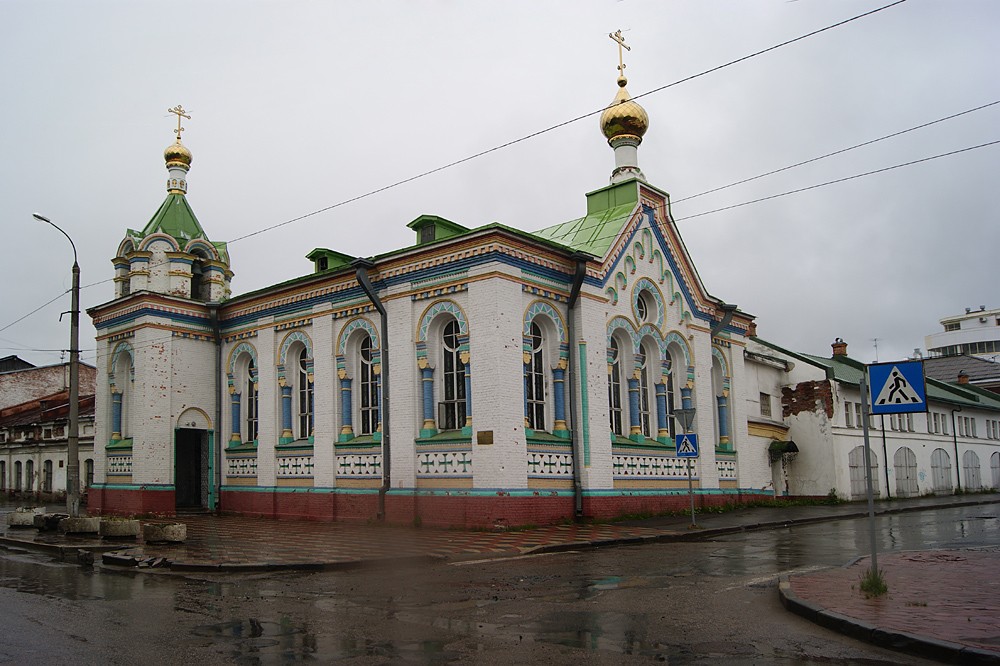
[86, 74, 780, 526]
[747, 337, 1000, 500]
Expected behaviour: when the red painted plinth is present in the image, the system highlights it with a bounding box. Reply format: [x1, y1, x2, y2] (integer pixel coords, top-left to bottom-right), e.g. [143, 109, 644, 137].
[89, 486, 176, 516]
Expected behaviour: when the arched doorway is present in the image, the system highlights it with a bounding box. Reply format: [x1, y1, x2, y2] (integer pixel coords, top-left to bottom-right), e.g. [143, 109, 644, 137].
[175, 408, 213, 510]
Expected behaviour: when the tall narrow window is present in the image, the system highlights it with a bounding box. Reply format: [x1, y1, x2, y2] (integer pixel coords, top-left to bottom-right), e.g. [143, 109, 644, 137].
[42, 460, 53, 493]
[359, 335, 379, 435]
[246, 360, 259, 442]
[760, 393, 772, 418]
[637, 348, 651, 437]
[525, 322, 545, 430]
[14, 461, 22, 491]
[25, 460, 34, 492]
[84, 459, 94, 489]
[297, 348, 313, 438]
[666, 366, 676, 438]
[441, 320, 466, 430]
[608, 338, 623, 435]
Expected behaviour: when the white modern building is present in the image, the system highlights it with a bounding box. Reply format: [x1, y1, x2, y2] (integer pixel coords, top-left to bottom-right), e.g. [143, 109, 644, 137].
[926, 306, 1000, 360]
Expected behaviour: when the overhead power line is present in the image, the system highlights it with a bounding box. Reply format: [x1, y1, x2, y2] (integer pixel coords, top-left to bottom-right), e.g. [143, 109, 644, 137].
[225, 0, 908, 244]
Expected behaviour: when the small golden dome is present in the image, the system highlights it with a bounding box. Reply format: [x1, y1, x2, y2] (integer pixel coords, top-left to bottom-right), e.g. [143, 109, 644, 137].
[599, 76, 649, 142]
[164, 140, 193, 167]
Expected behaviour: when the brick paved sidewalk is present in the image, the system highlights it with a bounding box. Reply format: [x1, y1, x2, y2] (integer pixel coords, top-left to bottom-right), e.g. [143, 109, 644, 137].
[781, 549, 1000, 662]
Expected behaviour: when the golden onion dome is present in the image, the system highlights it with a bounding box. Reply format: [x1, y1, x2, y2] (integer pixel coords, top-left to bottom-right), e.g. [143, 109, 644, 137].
[164, 140, 193, 167]
[600, 76, 649, 142]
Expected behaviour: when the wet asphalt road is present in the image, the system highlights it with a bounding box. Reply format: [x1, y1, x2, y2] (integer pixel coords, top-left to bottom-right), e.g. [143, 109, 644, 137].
[0, 504, 997, 665]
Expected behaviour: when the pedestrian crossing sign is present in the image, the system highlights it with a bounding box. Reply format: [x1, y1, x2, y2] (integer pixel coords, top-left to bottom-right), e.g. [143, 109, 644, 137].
[868, 360, 926, 415]
[675, 433, 699, 458]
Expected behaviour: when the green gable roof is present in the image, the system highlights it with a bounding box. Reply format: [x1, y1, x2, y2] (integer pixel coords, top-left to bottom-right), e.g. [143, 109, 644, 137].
[533, 180, 640, 258]
[142, 193, 208, 244]
[139, 192, 229, 263]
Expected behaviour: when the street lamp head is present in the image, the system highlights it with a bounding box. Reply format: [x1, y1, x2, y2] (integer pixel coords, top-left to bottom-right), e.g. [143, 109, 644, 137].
[32, 213, 51, 224]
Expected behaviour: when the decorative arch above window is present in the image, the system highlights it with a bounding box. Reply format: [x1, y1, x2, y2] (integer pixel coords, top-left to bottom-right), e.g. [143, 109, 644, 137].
[632, 278, 665, 328]
[337, 317, 380, 357]
[184, 239, 220, 261]
[417, 300, 468, 343]
[279, 330, 314, 367]
[108, 341, 136, 385]
[137, 232, 181, 253]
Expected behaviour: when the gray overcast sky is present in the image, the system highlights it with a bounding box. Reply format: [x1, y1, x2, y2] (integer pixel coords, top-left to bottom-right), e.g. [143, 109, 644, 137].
[2, 0, 997, 371]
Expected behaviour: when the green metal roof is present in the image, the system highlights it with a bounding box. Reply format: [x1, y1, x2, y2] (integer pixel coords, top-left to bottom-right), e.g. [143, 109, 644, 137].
[533, 180, 640, 258]
[142, 193, 206, 242]
[139, 193, 229, 263]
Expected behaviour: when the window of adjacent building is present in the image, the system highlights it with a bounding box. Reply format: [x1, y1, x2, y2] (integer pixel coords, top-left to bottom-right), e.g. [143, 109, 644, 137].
[525, 321, 545, 431]
[25, 460, 34, 492]
[14, 461, 22, 491]
[0, 461, 5, 490]
[359, 335, 379, 436]
[608, 338, 623, 436]
[441, 320, 467, 431]
[855, 403, 863, 429]
[42, 460, 52, 493]
[84, 459, 94, 489]
[760, 393, 772, 418]
[42, 427, 52, 440]
[0, 431, 6, 443]
[845, 402, 853, 428]
[297, 347, 314, 439]
[943, 322, 960, 332]
[942, 414, 949, 435]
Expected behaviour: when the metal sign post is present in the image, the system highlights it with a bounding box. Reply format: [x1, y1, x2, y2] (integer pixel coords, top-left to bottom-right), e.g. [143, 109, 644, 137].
[859, 372, 879, 579]
[674, 408, 698, 528]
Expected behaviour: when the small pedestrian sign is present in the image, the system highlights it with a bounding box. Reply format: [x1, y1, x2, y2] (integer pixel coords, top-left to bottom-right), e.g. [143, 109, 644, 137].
[869, 360, 926, 415]
[675, 433, 699, 458]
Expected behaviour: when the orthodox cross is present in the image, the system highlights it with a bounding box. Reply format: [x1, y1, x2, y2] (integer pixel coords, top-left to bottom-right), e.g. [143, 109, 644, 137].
[609, 30, 631, 76]
[167, 104, 191, 140]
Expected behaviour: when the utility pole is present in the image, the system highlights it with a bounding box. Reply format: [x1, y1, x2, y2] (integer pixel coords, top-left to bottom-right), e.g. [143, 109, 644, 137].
[34, 213, 81, 517]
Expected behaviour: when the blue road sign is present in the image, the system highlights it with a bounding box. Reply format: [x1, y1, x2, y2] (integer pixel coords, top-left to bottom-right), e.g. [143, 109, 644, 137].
[869, 360, 926, 415]
[675, 433, 699, 458]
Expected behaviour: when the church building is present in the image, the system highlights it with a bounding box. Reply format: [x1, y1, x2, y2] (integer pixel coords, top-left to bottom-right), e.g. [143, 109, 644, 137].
[88, 44, 773, 527]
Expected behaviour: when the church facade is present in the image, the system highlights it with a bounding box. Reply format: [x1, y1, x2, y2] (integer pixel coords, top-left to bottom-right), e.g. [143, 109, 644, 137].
[88, 70, 776, 527]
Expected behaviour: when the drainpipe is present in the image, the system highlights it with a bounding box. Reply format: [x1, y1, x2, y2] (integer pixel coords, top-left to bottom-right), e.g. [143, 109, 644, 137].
[208, 304, 223, 512]
[566, 252, 589, 519]
[710, 303, 738, 337]
[352, 258, 390, 520]
[951, 407, 962, 493]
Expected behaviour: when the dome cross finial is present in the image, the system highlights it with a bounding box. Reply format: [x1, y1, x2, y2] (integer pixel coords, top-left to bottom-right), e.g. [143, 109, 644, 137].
[609, 30, 630, 80]
[167, 104, 191, 142]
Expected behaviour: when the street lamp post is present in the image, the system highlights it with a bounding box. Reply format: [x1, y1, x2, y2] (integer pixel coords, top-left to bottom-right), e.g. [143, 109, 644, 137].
[34, 213, 81, 517]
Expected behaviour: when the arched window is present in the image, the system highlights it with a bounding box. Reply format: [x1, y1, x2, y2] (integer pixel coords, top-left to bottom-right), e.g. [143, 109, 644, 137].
[637, 346, 651, 437]
[246, 359, 259, 443]
[894, 447, 918, 497]
[25, 460, 34, 493]
[847, 446, 879, 499]
[608, 337, 623, 436]
[441, 320, 467, 430]
[930, 448, 951, 493]
[992, 451, 1000, 489]
[963, 450, 982, 491]
[359, 335, 379, 436]
[14, 461, 22, 491]
[42, 460, 53, 493]
[525, 321, 545, 431]
[296, 347, 314, 439]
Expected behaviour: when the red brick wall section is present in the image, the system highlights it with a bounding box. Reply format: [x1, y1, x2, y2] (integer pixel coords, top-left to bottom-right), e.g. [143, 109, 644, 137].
[781, 380, 834, 419]
[89, 486, 175, 516]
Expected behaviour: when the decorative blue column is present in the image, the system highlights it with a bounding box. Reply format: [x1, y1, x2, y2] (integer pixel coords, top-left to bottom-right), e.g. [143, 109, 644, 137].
[339, 373, 353, 442]
[523, 371, 531, 430]
[374, 369, 382, 443]
[553, 363, 568, 438]
[628, 376, 642, 442]
[420, 365, 436, 438]
[111, 389, 123, 441]
[681, 385, 693, 411]
[462, 358, 472, 436]
[717, 392, 730, 450]
[280, 380, 294, 443]
[230, 389, 242, 445]
[655, 382, 668, 444]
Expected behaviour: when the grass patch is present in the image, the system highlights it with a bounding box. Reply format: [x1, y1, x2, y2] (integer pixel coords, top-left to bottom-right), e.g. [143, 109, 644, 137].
[859, 566, 888, 598]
